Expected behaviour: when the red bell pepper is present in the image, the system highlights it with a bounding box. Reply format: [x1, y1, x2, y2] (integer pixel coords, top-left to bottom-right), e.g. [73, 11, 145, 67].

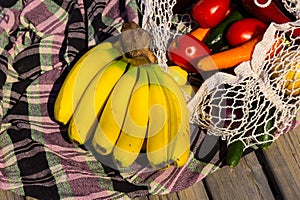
[167, 34, 211, 73]
[241, 0, 292, 24]
[241, 0, 300, 37]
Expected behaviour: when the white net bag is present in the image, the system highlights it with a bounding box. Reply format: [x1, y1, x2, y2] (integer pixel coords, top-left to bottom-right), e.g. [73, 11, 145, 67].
[137, 0, 300, 150]
[282, 0, 300, 19]
[137, 0, 192, 69]
[188, 20, 300, 149]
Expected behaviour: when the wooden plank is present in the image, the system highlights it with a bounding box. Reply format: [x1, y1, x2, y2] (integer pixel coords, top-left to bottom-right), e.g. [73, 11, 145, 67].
[260, 125, 300, 199]
[147, 191, 179, 200]
[0, 189, 24, 200]
[204, 152, 275, 200]
[176, 181, 209, 200]
[136, 166, 209, 200]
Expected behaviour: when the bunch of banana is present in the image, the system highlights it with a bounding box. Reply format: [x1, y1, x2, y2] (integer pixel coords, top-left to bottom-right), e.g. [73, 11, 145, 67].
[54, 23, 191, 169]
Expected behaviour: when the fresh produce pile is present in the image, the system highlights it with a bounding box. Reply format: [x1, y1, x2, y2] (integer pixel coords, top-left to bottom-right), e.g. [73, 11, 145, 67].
[168, 0, 298, 73]
[54, 22, 192, 170]
[168, 0, 300, 168]
[53, 0, 300, 171]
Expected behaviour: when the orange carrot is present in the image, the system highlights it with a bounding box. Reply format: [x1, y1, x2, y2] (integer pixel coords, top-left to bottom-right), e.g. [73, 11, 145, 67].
[197, 35, 263, 71]
[189, 27, 211, 41]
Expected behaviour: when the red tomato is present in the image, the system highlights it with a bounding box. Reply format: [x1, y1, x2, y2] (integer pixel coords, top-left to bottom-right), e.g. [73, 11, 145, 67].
[191, 0, 231, 28]
[226, 18, 267, 47]
[167, 34, 211, 73]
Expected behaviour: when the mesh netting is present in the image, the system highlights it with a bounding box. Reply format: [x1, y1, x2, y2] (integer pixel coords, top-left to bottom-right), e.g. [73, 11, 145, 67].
[188, 20, 300, 149]
[138, 0, 300, 150]
[137, 0, 191, 69]
[282, 0, 300, 19]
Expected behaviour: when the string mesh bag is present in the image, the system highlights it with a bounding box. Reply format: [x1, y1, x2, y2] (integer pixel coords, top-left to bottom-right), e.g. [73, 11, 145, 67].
[281, 0, 300, 19]
[137, 0, 192, 69]
[188, 19, 300, 150]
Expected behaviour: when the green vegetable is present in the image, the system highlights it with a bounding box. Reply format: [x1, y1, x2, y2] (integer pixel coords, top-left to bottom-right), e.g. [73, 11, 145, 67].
[204, 10, 243, 53]
[226, 140, 244, 168]
[257, 107, 276, 149]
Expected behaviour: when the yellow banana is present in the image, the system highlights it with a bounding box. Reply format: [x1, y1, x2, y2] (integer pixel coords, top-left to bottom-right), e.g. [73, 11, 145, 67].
[167, 66, 188, 86]
[54, 42, 122, 124]
[180, 84, 197, 99]
[173, 144, 190, 167]
[92, 66, 138, 155]
[146, 65, 171, 169]
[113, 67, 149, 168]
[166, 88, 190, 167]
[67, 60, 128, 145]
[153, 65, 190, 167]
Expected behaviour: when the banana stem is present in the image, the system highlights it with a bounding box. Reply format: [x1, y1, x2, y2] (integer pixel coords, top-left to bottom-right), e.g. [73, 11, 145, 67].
[119, 21, 157, 65]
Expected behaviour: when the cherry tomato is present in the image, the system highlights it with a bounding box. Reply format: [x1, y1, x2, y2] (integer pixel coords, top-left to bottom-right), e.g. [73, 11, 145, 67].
[167, 34, 211, 73]
[191, 0, 231, 28]
[226, 18, 267, 47]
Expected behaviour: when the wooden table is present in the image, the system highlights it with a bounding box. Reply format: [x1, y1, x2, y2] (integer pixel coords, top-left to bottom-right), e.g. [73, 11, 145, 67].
[1, 125, 299, 200]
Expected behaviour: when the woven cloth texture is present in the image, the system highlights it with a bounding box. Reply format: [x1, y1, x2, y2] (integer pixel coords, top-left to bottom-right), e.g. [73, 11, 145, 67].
[0, 1, 225, 199]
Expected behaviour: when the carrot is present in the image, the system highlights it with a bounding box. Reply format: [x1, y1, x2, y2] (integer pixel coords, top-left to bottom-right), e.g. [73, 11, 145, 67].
[189, 27, 211, 41]
[197, 34, 263, 71]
